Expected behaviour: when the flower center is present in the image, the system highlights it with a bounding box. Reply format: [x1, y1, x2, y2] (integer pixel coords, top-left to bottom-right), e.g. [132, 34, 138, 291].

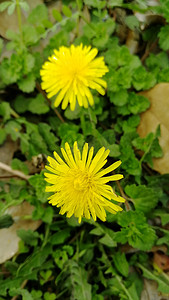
[73, 172, 93, 192]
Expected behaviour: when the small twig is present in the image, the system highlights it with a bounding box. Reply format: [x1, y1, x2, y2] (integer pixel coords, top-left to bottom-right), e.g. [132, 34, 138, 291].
[11, 280, 28, 300]
[36, 82, 65, 123]
[141, 39, 158, 63]
[115, 180, 131, 211]
[0, 162, 30, 181]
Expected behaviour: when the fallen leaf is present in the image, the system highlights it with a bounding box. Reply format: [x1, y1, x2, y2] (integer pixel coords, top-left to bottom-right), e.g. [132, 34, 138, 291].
[0, 137, 18, 177]
[137, 83, 169, 174]
[141, 278, 169, 300]
[0, 202, 41, 264]
[154, 252, 169, 271]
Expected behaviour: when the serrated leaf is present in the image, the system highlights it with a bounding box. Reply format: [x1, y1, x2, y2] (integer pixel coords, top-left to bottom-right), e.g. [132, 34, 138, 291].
[29, 173, 48, 203]
[38, 123, 58, 151]
[137, 263, 169, 294]
[125, 184, 159, 213]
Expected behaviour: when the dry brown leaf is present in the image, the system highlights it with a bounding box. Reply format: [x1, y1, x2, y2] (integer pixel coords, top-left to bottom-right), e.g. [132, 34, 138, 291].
[154, 252, 169, 271]
[0, 202, 41, 264]
[0, 137, 18, 177]
[137, 83, 169, 174]
[141, 279, 169, 300]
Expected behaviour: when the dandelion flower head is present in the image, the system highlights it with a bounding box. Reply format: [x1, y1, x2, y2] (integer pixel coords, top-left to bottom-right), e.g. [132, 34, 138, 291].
[40, 44, 109, 111]
[45, 142, 125, 223]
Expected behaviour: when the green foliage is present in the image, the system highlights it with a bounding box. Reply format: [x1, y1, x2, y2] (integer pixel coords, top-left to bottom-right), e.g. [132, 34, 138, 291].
[115, 211, 157, 250]
[0, 214, 14, 229]
[0, 0, 168, 299]
[125, 184, 160, 213]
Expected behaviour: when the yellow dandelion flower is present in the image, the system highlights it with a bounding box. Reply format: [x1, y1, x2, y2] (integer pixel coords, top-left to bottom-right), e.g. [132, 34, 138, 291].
[40, 44, 109, 111]
[44, 142, 125, 223]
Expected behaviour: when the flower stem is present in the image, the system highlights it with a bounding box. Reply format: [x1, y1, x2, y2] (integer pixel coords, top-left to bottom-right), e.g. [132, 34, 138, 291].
[80, 112, 86, 136]
[76, 0, 81, 36]
[16, 0, 23, 41]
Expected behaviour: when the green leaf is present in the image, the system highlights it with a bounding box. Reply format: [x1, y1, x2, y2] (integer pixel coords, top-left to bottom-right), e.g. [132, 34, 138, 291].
[84, 0, 106, 8]
[30, 131, 48, 155]
[125, 15, 139, 30]
[0, 1, 12, 12]
[0, 54, 22, 85]
[9, 288, 33, 300]
[50, 229, 71, 245]
[127, 92, 150, 114]
[29, 173, 48, 203]
[153, 209, 169, 226]
[22, 53, 35, 74]
[113, 252, 129, 277]
[115, 211, 157, 251]
[0, 102, 11, 122]
[44, 292, 56, 300]
[62, 5, 72, 17]
[41, 206, 54, 224]
[5, 120, 21, 141]
[11, 158, 29, 175]
[0, 128, 6, 145]
[125, 184, 159, 213]
[53, 249, 69, 269]
[108, 0, 123, 7]
[38, 123, 58, 151]
[22, 25, 39, 46]
[28, 94, 49, 114]
[66, 260, 92, 300]
[122, 115, 140, 133]
[0, 214, 14, 229]
[28, 4, 48, 25]
[158, 25, 169, 50]
[18, 73, 36, 93]
[120, 133, 141, 176]
[17, 229, 40, 247]
[137, 263, 169, 294]
[7, 3, 15, 15]
[19, 1, 29, 12]
[99, 232, 117, 248]
[14, 95, 29, 113]
[109, 90, 128, 106]
[132, 126, 163, 166]
[132, 66, 156, 90]
[52, 9, 62, 21]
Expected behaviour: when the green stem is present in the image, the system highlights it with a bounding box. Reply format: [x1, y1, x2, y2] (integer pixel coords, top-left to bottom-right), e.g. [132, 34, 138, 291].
[16, 0, 23, 41]
[79, 13, 96, 31]
[80, 112, 86, 136]
[76, 0, 81, 36]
